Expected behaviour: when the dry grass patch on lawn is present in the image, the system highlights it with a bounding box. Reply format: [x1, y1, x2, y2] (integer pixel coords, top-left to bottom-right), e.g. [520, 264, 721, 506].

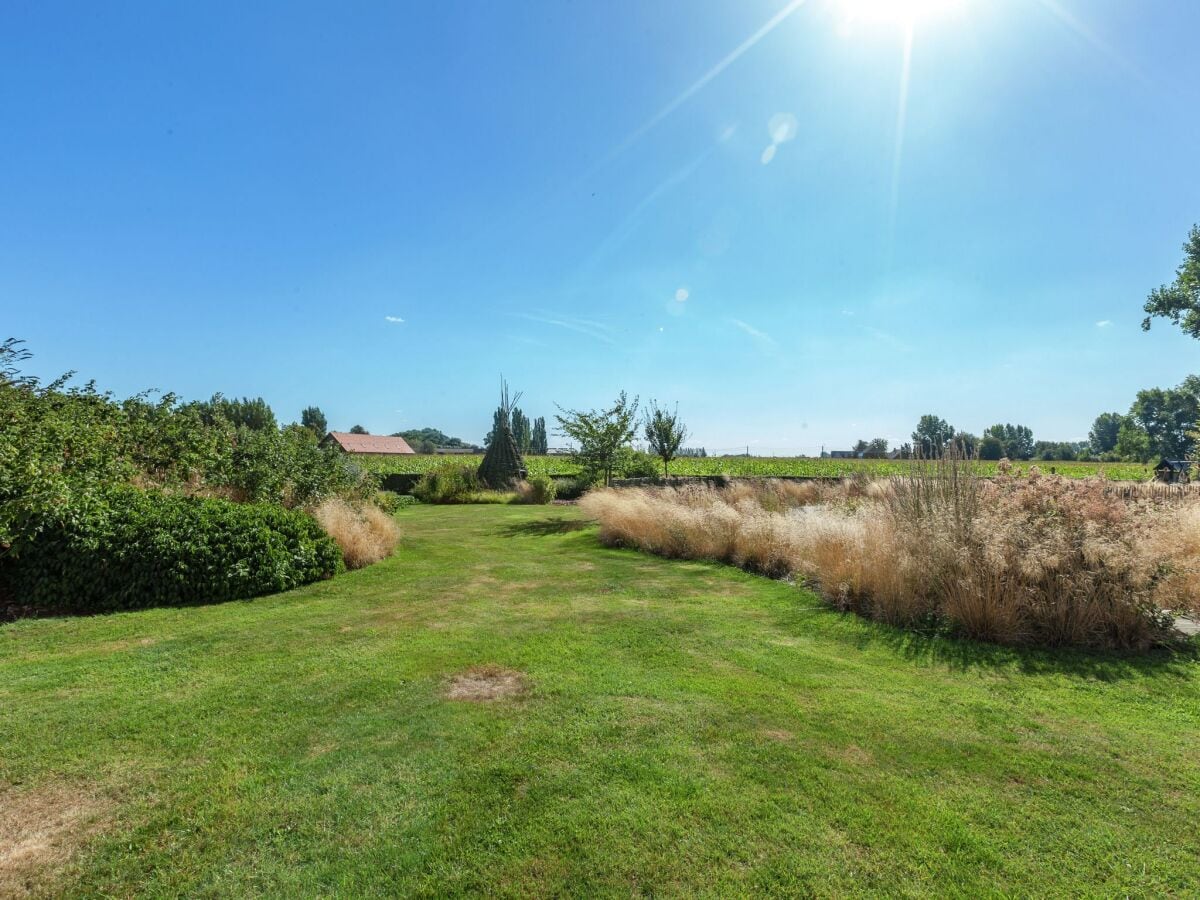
[445, 665, 529, 701]
[0, 782, 112, 898]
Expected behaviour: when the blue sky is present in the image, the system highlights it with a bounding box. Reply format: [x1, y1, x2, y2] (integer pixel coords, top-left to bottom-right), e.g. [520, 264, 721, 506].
[3, 0, 1198, 452]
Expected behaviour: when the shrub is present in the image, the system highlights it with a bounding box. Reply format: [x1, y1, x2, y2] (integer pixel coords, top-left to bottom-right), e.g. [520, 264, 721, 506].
[372, 490, 403, 514]
[620, 450, 661, 479]
[515, 474, 557, 504]
[1, 486, 342, 613]
[412, 463, 480, 504]
[311, 498, 401, 569]
[552, 478, 587, 501]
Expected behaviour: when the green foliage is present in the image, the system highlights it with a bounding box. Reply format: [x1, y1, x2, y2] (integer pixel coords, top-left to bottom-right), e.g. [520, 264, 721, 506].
[518, 473, 557, 504]
[198, 394, 277, 431]
[349, 424, 369, 435]
[978, 435, 1004, 460]
[394, 427, 477, 452]
[983, 423, 1035, 460]
[643, 401, 688, 477]
[512, 408, 532, 454]
[556, 391, 639, 486]
[356, 452, 1154, 482]
[1116, 422, 1153, 463]
[301, 406, 328, 435]
[413, 462, 481, 504]
[1089, 412, 1124, 454]
[1128, 375, 1200, 459]
[1142, 224, 1200, 338]
[2, 486, 341, 612]
[531, 417, 548, 455]
[911, 414, 955, 458]
[0, 342, 370, 561]
[620, 450, 661, 479]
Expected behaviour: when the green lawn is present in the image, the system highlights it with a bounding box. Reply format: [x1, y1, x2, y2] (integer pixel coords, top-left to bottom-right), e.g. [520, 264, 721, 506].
[2, 504, 1197, 897]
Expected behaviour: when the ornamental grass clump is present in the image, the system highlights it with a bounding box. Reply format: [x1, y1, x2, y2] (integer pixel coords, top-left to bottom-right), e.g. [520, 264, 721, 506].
[580, 464, 1199, 651]
[311, 498, 401, 569]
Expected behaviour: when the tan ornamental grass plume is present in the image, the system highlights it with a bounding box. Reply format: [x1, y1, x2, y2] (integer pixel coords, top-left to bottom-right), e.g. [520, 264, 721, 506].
[580, 470, 1199, 651]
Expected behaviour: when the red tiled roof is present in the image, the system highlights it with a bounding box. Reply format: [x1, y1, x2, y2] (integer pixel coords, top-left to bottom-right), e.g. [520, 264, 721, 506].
[324, 432, 416, 455]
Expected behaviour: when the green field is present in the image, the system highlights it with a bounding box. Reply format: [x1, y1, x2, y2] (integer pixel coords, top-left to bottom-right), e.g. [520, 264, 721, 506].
[2, 504, 1196, 896]
[357, 453, 1155, 481]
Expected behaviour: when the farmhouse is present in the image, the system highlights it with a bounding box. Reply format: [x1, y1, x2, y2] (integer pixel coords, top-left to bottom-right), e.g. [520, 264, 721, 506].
[320, 431, 415, 455]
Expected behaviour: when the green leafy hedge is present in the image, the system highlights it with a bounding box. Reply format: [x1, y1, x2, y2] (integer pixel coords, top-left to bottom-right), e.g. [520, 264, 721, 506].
[2, 487, 342, 613]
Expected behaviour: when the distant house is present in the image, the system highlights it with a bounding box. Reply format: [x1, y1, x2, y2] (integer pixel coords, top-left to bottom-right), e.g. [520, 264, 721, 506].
[1154, 458, 1191, 483]
[320, 431, 415, 455]
[828, 450, 861, 459]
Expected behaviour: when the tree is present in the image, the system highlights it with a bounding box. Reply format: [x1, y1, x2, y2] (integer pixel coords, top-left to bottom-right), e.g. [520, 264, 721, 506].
[1128, 375, 1200, 459]
[555, 391, 639, 486]
[912, 415, 955, 458]
[198, 395, 277, 432]
[349, 424, 368, 435]
[478, 381, 525, 488]
[978, 434, 1004, 460]
[1116, 421, 1152, 463]
[643, 401, 688, 477]
[867, 437, 889, 458]
[394, 427, 478, 451]
[531, 417, 548, 455]
[1088, 412, 1124, 455]
[1142, 224, 1200, 338]
[300, 406, 327, 435]
[951, 431, 978, 457]
[511, 408, 532, 454]
[983, 423, 1034, 460]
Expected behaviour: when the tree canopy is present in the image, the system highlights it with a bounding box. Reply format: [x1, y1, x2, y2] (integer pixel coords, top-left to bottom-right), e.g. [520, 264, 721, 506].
[556, 392, 639, 486]
[300, 406, 327, 435]
[643, 401, 688, 477]
[1143, 224, 1200, 338]
[911, 415, 955, 458]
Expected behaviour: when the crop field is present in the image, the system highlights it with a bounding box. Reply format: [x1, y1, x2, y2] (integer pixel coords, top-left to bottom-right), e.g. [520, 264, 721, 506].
[355, 454, 1156, 482]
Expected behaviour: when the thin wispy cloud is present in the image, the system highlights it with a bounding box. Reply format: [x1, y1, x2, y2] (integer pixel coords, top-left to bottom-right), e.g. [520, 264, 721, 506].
[1096, 319, 1112, 328]
[515, 312, 616, 345]
[731, 318, 777, 348]
[384, 315, 405, 323]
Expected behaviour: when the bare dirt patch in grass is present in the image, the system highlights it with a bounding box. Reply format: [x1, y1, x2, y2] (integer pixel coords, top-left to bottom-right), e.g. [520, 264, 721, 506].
[0, 781, 111, 898]
[445, 665, 529, 701]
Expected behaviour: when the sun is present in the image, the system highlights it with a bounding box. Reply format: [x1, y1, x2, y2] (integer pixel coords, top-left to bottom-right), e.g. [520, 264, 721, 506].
[834, 0, 964, 27]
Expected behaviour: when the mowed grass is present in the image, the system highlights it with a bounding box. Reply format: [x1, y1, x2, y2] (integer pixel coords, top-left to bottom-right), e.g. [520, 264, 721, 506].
[360, 454, 1156, 482]
[2, 505, 1198, 897]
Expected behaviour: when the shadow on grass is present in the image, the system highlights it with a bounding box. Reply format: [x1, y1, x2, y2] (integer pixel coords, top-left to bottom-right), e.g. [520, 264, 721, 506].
[500, 518, 590, 537]
[845, 615, 1199, 681]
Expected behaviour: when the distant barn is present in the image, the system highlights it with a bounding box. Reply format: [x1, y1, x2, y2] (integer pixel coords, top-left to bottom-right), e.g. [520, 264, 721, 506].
[1153, 458, 1191, 483]
[320, 432, 415, 455]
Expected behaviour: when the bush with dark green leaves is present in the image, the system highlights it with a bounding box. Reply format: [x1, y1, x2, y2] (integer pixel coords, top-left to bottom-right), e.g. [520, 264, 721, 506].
[2, 487, 342, 613]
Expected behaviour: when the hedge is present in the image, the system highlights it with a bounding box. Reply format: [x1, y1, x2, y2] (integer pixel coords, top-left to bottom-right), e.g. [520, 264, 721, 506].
[1, 486, 342, 613]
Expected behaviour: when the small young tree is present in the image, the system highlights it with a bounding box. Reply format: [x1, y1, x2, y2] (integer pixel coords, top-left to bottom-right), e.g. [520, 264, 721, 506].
[643, 401, 688, 477]
[555, 392, 639, 486]
[300, 405, 327, 435]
